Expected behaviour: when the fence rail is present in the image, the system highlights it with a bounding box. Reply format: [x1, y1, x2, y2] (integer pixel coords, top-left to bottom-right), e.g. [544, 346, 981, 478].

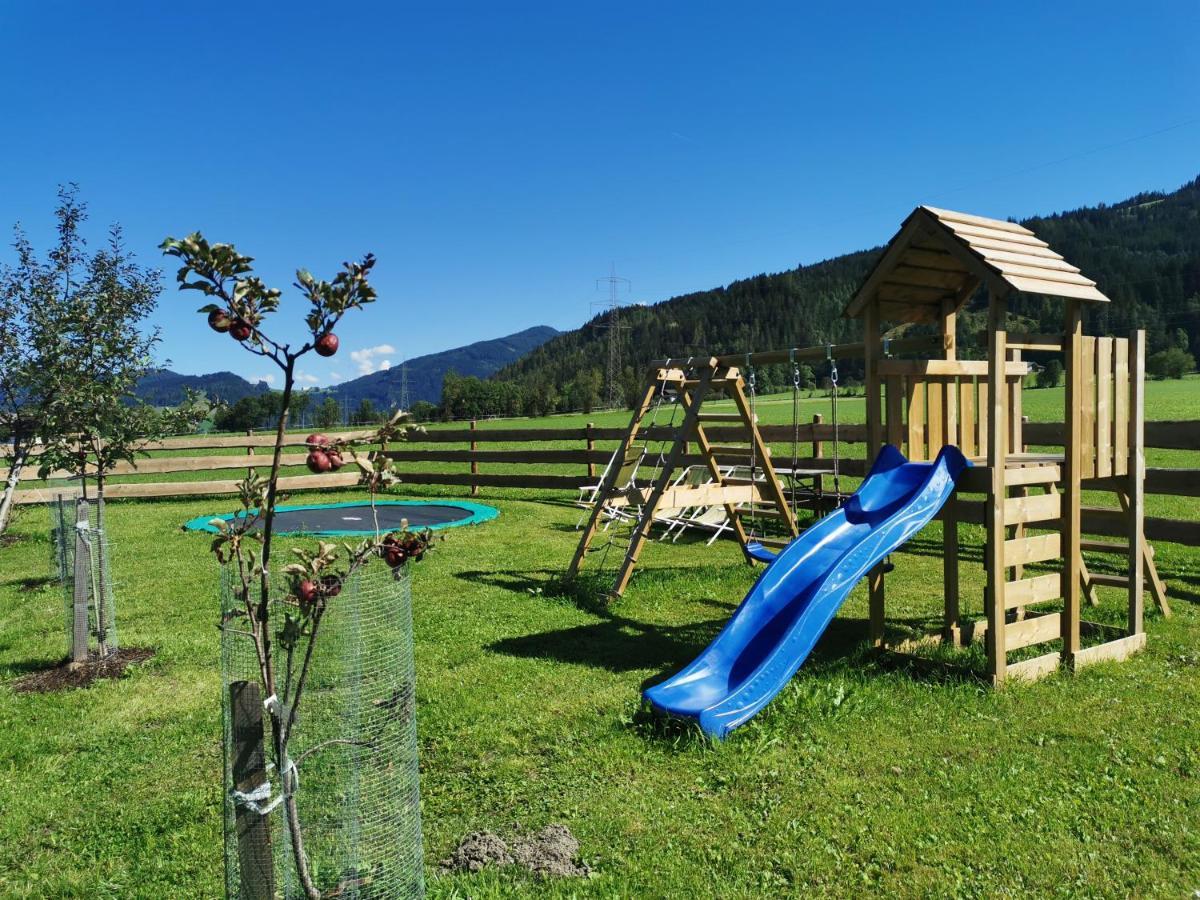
[9, 419, 1200, 546]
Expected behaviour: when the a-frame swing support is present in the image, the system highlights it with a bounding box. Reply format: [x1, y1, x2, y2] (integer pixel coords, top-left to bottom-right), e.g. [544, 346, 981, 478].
[568, 358, 798, 598]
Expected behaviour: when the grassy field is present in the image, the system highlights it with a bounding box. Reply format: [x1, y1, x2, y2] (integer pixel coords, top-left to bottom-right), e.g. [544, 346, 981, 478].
[2, 380, 1200, 897]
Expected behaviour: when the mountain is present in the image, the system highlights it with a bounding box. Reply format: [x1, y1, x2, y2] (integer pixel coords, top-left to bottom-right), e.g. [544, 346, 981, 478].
[327, 325, 560, 408]
[495, 176, 1200, 409]
[135, 368, 271, 406]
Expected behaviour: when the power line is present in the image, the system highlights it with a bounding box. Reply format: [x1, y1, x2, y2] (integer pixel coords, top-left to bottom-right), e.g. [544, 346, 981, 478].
[590, 263, 632, 408]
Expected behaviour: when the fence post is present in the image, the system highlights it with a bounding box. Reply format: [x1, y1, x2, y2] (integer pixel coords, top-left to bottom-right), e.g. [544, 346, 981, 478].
[586, 422, 596, 480]
[246, 429, 255, 478]
[470, 419, 479, 497]
[71, 499, 91, 666]
[229, 679, 276, 899]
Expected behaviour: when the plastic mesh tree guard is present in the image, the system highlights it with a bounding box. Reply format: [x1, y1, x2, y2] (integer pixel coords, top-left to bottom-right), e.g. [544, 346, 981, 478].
[221, 560, 424, 899]
[51, 492, 118, 659]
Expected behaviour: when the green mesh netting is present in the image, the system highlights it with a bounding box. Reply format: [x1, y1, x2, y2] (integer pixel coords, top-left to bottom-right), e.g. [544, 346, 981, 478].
[221, 560, 424, 899]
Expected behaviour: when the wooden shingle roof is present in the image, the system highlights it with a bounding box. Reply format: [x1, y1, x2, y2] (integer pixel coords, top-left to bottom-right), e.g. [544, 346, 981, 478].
[844, 205, 1109, 321]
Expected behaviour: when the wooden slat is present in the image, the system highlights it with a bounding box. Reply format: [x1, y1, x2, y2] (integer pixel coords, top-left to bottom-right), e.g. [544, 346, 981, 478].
[920, 205, 1037, 236]
[1006, 651, 1061, 683]
[1095, 337, 1113, 478]
[1006, 613, 1061, 651]
[886, 375, 904, 448]
[876, 359, 1030, 377]
[1005, 332, 1064, 352]
[1072, 633, 1146, 669]
[1113, 338, 1129, 476]
[977, 380, 989, 458]
[1004, 492, 1060, 525]
[926, 376, 944, 453]
[1005, 533, 1061, 566]
[958, 380, 975, 457]
[1004, 465, 1061, 486]
[1003, 274, 1109, 302]
[906, 376, 925, 461]
[1004, 573, 1061, 609]
[1080, 338, 1096, 480]
[936, 217, 1051, 249]
[985, 258, 1097, 287]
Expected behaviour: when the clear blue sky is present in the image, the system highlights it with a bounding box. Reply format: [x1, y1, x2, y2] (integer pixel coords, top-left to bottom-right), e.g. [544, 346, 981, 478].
[2, 2, 1198, 388]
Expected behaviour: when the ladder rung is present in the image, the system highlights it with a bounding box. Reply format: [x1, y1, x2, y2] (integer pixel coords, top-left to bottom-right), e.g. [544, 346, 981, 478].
[1080, 539, 1129, 554]
[723, 477, 762, 485]
[708, 445, 768, 456]
[749, 507, 792, 519]
[696, 412, 744, 421]
[750, 537, 791, 548]
[1088, 573, 1129, 588]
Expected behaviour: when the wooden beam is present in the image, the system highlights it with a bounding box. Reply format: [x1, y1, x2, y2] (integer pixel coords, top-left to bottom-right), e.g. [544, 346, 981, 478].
[986, 291, 1009, 683]
[1062, 300, 1084, 660]
[1128, 330, 1146, 634]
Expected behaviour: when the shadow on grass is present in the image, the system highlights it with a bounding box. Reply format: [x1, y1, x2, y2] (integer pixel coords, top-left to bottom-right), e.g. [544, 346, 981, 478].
[2, 575, 56, 593]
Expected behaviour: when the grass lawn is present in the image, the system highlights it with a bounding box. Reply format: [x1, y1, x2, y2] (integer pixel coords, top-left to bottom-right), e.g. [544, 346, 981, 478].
[3, 381, 1200, 896]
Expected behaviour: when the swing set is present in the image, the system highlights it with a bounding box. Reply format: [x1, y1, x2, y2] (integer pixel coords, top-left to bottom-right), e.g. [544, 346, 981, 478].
[567, 335, 939, 598]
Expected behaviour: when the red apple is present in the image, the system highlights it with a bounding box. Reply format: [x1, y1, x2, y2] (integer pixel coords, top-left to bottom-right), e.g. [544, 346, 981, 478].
[327, 450, 344, 470]
[319, 575, 342, 597]
[306, 450, 332, 473]
[305, 433, 330, 449]
[208, 309, 233, 333]
[384, 546, 406, 568]
[230, 319, 253, 341]
[315, 333, 339, 357]
[297, 580, 319, 605]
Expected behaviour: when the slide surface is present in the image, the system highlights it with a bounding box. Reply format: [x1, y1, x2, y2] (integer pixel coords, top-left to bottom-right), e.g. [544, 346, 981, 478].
[643, 444, 969, 739]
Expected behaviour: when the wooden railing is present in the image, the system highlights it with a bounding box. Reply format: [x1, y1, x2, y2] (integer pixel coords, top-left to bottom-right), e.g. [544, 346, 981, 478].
[8, 417, 1200, 546]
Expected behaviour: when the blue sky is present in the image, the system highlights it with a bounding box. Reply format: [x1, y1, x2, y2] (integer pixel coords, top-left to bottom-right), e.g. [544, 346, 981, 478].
[1, 2, 1198, 388]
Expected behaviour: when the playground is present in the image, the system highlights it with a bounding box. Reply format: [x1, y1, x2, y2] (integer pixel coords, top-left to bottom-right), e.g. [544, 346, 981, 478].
[3, 207, 1200, 897]
[2, 403, 1199, 895]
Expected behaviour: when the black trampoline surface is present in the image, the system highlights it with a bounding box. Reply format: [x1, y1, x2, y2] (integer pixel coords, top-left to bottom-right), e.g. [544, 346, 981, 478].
[185, 500, 499, 536]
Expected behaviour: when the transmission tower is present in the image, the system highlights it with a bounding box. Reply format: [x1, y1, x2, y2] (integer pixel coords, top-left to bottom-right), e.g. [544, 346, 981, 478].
[398, 359, 410, 412]
[591, 263, 632, 408]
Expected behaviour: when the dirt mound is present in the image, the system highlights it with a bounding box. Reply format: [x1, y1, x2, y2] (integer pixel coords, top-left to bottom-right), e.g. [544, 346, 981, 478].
[13, 647, 154, 693]
[439, 831, 513, 873]
[440, 824, 589, 878]
[511, 824, 590, 878]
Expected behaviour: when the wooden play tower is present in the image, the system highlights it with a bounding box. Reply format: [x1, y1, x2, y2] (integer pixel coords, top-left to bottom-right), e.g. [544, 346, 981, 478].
[847, 205, 1166, 684]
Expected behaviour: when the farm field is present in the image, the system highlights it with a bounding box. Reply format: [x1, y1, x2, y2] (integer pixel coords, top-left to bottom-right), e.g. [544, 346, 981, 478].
[2, 380, 1200, 897]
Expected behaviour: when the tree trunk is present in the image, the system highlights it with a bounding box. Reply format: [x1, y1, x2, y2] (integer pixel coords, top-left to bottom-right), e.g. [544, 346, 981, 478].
[0, 440, 30, 535]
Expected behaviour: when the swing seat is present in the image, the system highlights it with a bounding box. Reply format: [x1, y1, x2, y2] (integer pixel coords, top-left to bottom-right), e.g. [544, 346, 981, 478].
[745, 541, 781, 563]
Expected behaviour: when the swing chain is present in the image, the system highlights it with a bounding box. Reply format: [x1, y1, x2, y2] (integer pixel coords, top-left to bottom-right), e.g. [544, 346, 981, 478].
[745, 353, 759, 536]
[827, 344, 842, 505]
[789, 349, 800, 514]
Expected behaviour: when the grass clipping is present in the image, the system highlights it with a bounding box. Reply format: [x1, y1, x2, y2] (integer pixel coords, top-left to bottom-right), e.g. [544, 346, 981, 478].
[440, 825, 591, 879]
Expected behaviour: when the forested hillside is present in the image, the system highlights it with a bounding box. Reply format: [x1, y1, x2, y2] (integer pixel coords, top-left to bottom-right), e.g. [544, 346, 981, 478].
[491, 176, 1200, 413]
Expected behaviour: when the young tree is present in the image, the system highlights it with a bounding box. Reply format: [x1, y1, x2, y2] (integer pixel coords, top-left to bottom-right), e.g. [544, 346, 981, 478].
[1036, 359, 1064, 388]
[314, 395, 342, 428]
[353, 397, 381, 424]
[0, 187, 168, 531]
[162, 234, 429, 898]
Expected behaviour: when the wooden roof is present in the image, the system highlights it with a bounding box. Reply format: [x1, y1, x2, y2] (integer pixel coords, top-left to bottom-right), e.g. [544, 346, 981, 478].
[844, 205, 1109, 322]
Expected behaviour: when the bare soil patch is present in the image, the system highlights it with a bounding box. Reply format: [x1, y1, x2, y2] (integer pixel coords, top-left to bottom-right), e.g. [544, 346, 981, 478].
[13, 647, 155, 693]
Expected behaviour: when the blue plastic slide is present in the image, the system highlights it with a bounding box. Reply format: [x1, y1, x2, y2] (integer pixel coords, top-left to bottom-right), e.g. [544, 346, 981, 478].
[644, 444, 969, 739]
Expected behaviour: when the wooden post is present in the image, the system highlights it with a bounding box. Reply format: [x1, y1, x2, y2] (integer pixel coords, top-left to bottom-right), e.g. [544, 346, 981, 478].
[812, 413, 824, 503]
[470, 419, 479, 497]
[71, 498, 91, 665]
[1128, 330, 1145, 635]
[985, 291, 1008, 684]
[229, 680, 276, 899]
[246, 429, 255, 478]
[1062, 301, 1084, 663]
[863, 301, 886, 644]
[586, 422, 596, 480]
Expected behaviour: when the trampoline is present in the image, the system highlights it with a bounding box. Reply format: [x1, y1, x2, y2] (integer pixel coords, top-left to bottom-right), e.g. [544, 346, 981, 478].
[184, 499, 498, 537]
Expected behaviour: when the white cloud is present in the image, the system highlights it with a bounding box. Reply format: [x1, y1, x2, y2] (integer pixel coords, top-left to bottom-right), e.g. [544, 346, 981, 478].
[252, 373, 276, 386]
[350, 344, 397, 376]
[296, 372, 320, 385]
[329, 372, 343, 382]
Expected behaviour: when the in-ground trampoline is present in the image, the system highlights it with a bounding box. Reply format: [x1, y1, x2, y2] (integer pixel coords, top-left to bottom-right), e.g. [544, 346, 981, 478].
[184, 499, 498, 536]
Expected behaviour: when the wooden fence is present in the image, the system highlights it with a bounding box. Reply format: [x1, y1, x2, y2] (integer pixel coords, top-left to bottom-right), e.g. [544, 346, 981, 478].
[8, 418, 1200, 546]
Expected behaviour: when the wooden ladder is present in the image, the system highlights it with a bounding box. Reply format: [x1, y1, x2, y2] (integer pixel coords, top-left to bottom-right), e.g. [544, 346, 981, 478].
[568, 360, 799, 598]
